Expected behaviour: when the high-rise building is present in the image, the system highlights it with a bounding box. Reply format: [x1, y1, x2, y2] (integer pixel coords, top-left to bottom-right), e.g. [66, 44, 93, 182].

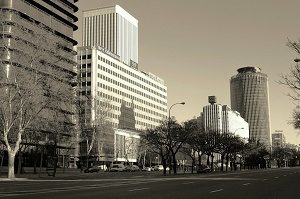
[0, 0, 78, 167]
[82, 5, 138, 67]
[77, 46, 168, 131]
[230, 66, 271, 146]
[201, 96, 249, 139]
[272, 131, 286, 148]
[78, 6, 167, 163]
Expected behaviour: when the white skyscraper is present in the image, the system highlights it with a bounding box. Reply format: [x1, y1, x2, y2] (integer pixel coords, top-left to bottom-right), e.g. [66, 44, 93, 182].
[78, 6, 167, 163]
[82, 5, 138, 66]
[201, 96, 249, 140]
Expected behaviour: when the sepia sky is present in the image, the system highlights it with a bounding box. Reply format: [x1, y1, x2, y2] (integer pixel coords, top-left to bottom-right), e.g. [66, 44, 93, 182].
[74, 0, 300, 145]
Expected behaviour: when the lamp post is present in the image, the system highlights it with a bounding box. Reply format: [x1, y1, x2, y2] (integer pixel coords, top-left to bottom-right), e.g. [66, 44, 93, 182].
[233, 127, 244, 171]
[168, 102, 185, 122]
[167, 102, 185, 174]
[234, 127, 244, 134]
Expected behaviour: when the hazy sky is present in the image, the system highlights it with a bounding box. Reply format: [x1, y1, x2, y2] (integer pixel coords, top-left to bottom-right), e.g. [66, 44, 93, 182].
[74, 0, 300, 145]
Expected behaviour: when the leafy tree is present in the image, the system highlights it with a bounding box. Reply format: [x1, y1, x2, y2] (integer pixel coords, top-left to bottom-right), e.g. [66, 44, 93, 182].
[141, 122, 170, 175]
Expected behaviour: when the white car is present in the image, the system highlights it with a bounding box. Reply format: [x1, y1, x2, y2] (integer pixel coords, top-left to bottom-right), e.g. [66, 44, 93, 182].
[110, 164, 126, 172]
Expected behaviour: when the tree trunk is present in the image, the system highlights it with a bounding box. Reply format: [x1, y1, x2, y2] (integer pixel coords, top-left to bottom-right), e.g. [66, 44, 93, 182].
[0, 155, 4, 175]
[17, 152, 22, 175]
[221, 154, 225, 171]
[8, 152, 16, 179]
[198, 152, 202, 166]
[207, 154, 210, 166]
[168, 155, 172, 175]
[225, 154, 229, 172]
[210, 154, 214, 171]
[191, 158, 195, 174]
[172, 152, 177, 174]
[39, 147, 44, 177]
[162, 157, 167, 176]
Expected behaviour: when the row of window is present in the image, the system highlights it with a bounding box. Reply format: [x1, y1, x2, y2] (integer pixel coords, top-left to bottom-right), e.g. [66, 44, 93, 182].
[98, 55, 167, 93]
[98, 71, 166, 106]
[97, 74, 167, 112]
[84, 98, 163, 126]
[98, 64, 166, 100]
[97, 91, 166, 119]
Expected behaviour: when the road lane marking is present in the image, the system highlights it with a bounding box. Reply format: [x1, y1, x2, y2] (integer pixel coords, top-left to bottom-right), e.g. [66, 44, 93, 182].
[274, 177, 279, 179]
[128, 188, 149, 192]
[182, 182, 195, 185]
[242, 183, 251, 186]
[210, 189, 224, 193]
[283, 175, 287, 177]
[263, 179, 268, 181]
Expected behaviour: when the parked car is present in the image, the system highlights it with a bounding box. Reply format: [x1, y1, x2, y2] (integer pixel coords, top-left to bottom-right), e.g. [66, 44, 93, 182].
[110, 164, 126, 172]
[84, 166, 100, 173]
[153, 165, 170, 171]
[125, 165, 140, 172]
[197, 165, 211, 173]
[142, 167, 152, 172]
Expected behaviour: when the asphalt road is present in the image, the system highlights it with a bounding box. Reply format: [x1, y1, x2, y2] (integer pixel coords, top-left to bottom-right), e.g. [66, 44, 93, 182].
[0, 167, 299, 199]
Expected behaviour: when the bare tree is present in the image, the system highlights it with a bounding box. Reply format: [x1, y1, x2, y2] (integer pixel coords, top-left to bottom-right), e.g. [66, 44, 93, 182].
[77, 94, 112, 168]
[0, 15, 75, 178]
[279, 39, 300, 132]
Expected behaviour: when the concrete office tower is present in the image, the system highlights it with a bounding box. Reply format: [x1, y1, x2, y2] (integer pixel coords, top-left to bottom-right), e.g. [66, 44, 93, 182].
[82, 5, 138, 67]
[78, 46, 168, 131]
[272, 131, 286, 148]
[203, 97, 223, 132]
[230, 67, 271, 146]
[0, 0, 78, 167]
[201, 97, 249, 139]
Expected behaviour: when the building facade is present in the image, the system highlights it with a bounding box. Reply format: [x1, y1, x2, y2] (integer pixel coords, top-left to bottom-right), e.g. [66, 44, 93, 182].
[0, 0, 78, 167]
[77, 46, 168, 131]
[230, 67, 271, 146]
[82, 5, 138, 66]
[272, 131, 286, 148]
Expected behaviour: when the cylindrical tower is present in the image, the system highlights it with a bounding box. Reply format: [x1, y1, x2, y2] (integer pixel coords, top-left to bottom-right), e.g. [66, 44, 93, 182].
[230, 66, 271, 146]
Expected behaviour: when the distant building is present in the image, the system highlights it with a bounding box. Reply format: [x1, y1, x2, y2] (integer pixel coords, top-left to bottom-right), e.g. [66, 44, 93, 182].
[222, 105, 249, 140]
[201, 96, 249, 139]
[272, 131, 286, 148]
[230, 66, 271, 146]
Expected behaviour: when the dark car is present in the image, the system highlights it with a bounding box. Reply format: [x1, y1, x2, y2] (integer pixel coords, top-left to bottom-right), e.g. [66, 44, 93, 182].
[197, 165, 211, 173]
[84, 166, 100, 173]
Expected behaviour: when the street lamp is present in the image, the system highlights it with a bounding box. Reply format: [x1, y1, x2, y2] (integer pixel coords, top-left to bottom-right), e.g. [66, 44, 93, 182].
[234, 127, 244, 134]
[168, 102, 185, 121]
[167, 102, 185, 174]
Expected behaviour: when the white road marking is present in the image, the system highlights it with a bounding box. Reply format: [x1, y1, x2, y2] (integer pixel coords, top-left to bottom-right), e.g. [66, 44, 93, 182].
[263, 179, 268, 181]
[128, 188, 149, 192]
[274, 177, 279, 179]
[182, 182, 195, 185]
[210, 189, 224, 193]
[242, 183, 251, 186]
[283, 175, 287, 177]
